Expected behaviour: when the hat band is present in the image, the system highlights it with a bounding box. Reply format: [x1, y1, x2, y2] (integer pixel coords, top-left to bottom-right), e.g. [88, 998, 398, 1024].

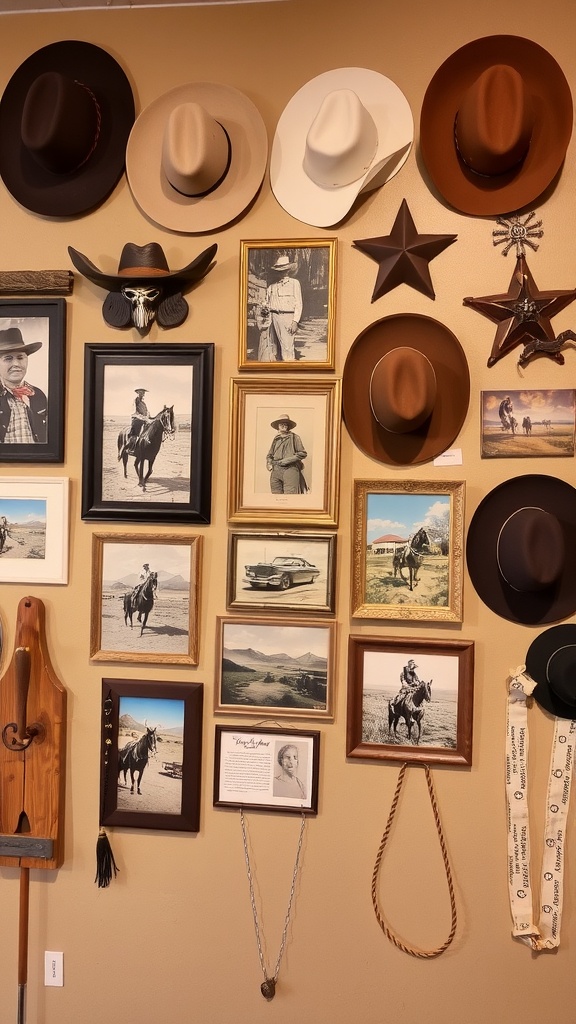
[453, 116, 527, 179]
[168, 122, 232, 199]
[72, 81, 102, 170]
[546, 645, 576, 707]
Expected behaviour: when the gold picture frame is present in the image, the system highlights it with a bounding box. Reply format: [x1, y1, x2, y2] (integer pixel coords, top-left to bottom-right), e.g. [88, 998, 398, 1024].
[238, 238, 337, 370]
[352, 479, 465, 622]
[90, 532, 202, 665]
[227, 377, 341, 526]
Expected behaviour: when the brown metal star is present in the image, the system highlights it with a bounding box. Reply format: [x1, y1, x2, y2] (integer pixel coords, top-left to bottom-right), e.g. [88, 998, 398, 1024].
[353, 198, 457, 301]
[463, 256, 576, 367]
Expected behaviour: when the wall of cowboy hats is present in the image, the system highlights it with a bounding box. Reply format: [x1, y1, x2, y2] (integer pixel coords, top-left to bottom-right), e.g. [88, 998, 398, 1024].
[0, 0, 575, 1021]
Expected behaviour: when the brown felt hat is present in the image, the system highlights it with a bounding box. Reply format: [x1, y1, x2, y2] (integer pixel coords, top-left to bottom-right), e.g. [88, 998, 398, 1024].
[466, 475, 576, 625]
[68, 241, 217, 291]
[342, 313, 470, 466]
[419, 35, 573, 216]
[525, 625, 576, 719]
[0, 41, 135, 217]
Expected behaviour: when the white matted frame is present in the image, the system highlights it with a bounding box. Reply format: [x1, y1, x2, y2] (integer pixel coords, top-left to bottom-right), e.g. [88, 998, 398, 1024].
[0, 477, 68, 584]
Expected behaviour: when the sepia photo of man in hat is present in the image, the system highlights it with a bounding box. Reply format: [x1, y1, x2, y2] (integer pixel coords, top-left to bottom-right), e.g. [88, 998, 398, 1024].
[266, 414, 308, 494]
[0, 326, 47, 443]
[260, 255, 303, 361]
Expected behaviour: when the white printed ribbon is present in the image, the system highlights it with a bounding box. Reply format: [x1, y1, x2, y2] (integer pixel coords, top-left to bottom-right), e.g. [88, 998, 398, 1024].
[506, 666, 576, 950]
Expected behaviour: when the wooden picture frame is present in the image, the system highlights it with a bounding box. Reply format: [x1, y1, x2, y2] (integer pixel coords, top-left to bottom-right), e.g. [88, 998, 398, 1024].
[481, 388, 576, 458]
[214, 724, 320, 814]
[81, 343, 214, 524]
[238, 238, 337, 370]
[0, 476, 68, 584]
[90, 533, 202, 665]
[215, 616, 335, 719]
[228, 377, 341, 526]
[100, 678, 203, 832]
[346, 635, 474, 765]
[0, 298, 66, 463]
[226, 530, 336, 615]
[352, 479, 465, 622]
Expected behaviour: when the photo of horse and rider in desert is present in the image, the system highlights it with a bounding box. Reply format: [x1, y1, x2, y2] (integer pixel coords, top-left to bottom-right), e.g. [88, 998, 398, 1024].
[481, 388, 575, 458]
[116, 695, 185, 815]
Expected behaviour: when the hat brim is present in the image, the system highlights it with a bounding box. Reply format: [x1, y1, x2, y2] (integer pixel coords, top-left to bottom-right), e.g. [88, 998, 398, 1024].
[126, 83, 268, 233]
[342, 313, 470, 466]
[466, 475, 576, 625]
[525, 624, 576, 718]
[68, 243, 217, 292]
[0, 41, 135, 217]
[0, 341, 42, 356]
[420, 35, 573, 216]
[270, 67, 413, 228]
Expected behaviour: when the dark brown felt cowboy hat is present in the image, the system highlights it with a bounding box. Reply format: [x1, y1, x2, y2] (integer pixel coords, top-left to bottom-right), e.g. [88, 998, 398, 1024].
[419, 35, 573, 216]
[68, 241, 217, 291]
[0, 41, 135, 217]
[342, 313, 470, 466]
[525, 624, 576, 719]
[466, 475, 576, 625]
[0, 327, 42, 356]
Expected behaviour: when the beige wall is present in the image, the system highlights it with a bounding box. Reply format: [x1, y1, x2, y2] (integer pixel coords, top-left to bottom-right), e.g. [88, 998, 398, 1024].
[0, 0, 575, 1020]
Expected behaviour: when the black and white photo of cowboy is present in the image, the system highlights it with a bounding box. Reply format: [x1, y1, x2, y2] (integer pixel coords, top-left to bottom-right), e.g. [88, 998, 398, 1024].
[0, 317, 49, 445]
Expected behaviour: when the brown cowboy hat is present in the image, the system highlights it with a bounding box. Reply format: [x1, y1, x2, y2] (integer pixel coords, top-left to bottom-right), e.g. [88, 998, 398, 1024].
[342, 313, 470, 466]
[419, 35, 573, 216]
[466, 475, 576, 625]
[0, 327, 42, 356]
[68, 241, 217, 292]
[0, 40, 135, 217]
[525, 624, 576, 719]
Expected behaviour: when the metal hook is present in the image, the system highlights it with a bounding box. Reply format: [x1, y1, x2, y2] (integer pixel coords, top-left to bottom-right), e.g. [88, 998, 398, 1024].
[1, 647, 45, 752]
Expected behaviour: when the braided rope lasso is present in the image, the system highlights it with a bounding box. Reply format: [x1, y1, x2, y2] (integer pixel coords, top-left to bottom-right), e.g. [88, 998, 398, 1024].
[371, 762, 457, 958]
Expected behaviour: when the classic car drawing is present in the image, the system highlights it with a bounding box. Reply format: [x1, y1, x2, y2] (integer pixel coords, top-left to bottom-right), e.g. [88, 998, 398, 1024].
[243, 556, 321, 590]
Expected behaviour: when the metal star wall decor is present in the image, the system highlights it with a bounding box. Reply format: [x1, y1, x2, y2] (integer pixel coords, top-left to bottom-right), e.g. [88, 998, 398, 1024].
[353, 198, 457, 301]
[492, 211, 544, 258]
[463, 256, 576, 367]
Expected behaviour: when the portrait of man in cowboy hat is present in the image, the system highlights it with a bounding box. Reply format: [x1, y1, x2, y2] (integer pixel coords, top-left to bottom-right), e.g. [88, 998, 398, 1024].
[0, 324, 48, 444]
[266, 414, 308, 495]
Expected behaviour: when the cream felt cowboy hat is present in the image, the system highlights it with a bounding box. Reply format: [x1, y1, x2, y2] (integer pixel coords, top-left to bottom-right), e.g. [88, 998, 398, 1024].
[419, 35, 573, 216]
[125, 82, 268, 233]
[270, 67, 413, 228]
[0, 40, 135, 217]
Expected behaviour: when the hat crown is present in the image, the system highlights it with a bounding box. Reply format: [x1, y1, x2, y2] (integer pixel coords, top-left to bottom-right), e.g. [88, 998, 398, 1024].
[272, 255, 294, 271]
[162, 102, 230, 197]
[0, 327, 41, 356]
[370, 347, 437, 434]
[271, 413, 296, 429]
[21, 70, 99, 174]
[455, 64, 533, 177]
[545, 646, 576, 708]
[497, 506, 564, 592]
[303, 88, 378, 188]
[118, 242, 170, 277]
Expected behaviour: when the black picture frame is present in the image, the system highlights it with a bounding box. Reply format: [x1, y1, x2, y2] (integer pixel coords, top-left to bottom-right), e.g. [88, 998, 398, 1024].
[213, 724, 320, 814]
[0, 298, 66, 463]
[82, 343, 214, 524]
[100, 678, 204, 832]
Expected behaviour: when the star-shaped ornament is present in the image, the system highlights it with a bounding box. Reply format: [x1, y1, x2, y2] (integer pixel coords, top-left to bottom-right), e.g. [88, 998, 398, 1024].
[353, 199, 457, 301]
[463, 256, 576, 367]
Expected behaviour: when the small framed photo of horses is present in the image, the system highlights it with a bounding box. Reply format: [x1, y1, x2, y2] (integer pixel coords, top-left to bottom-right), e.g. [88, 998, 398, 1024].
[346, 636, 474, 765]
[480, 388, 576, 458]
[351, 479, 465, 622]
[238, 238, 337, 370]
[90, 533, 202, 665]
[81, 342, 214, 524]
[100, 678, 203, 833]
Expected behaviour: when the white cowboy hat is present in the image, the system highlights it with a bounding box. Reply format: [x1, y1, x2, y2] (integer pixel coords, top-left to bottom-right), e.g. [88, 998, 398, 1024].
[126, 82, 268, 233]
[270, 67, 413, 228]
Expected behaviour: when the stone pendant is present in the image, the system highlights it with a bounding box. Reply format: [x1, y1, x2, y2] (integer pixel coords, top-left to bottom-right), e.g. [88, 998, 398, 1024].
[260, 978, 276, 1000]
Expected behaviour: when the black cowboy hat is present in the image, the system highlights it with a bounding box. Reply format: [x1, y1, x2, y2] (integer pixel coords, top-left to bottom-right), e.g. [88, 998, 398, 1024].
[68, 241, 217, 292]
[466, 474, 576, 625]
[0, 40, 135, 217]
[525, 624, 576, 719]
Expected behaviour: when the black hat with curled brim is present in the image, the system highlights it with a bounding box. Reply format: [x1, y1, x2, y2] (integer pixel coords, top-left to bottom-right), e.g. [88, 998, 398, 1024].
[0, 40, 135, 217]
[525, 624, 576, 719]
[466, 474, 576, 625]
[68, 241, 217, 292]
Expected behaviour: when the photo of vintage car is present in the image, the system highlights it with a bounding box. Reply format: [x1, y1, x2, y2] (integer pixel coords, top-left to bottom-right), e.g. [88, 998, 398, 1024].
[243, 555, 321, 590]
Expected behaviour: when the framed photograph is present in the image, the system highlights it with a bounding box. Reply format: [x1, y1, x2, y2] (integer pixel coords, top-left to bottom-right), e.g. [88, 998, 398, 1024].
[0, 298, 66, 463]
[90, 533, 202, 665]
[352, 479, 465, 622]
[215, 617, 335, 719]
[346, 636, 474, 765]
[227, 531, 336, 615]
[214, 724, 320, 814]
[99, 678, 203, 833]
[238, 239, 337, 370]
[228, 378, 341, 525]
[82, 343, 214, 524]
[0, 476, 68, 584]
[481, 388, 575, 458]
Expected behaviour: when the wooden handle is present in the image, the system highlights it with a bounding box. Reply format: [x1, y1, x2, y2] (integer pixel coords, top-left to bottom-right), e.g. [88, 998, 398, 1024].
[18, 867, 30, 987]
[14, 648, 31, 747]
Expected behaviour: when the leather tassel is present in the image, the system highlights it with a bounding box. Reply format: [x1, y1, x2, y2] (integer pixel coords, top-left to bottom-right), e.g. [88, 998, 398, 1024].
[95, 827, 118, 888]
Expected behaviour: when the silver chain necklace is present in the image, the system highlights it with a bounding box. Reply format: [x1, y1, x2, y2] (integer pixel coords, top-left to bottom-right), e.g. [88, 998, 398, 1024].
[240, 809, 306, 1000]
